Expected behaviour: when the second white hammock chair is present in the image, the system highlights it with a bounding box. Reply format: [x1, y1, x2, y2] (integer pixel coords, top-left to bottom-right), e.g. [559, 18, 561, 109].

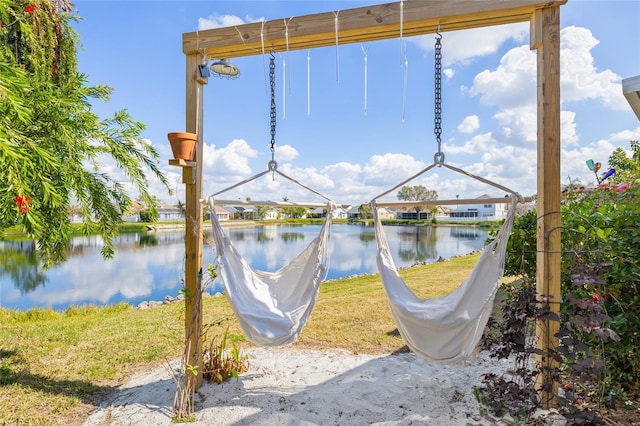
[369, 29, 522, 363]
[372, 195, 517, 363]
[371, 159, 521, 363]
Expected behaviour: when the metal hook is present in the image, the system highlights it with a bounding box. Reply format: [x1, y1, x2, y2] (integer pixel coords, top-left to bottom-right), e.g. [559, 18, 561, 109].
[268, 159, 278, 181]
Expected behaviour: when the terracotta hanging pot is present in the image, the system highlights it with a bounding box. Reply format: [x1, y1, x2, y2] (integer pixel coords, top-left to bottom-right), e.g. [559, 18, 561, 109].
[168, 132, 197, 161]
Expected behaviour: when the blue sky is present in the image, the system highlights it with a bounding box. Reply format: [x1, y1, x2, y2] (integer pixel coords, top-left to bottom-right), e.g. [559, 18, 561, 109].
[72, 1, 640, 207]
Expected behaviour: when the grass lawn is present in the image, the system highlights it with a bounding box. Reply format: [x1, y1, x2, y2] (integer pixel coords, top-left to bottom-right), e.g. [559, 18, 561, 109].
[0, 253, 482, 425]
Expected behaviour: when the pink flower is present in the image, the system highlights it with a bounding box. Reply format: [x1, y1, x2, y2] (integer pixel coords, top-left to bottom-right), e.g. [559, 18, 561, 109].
[616, 183, 630, 193]
[593, 294, 600, 303]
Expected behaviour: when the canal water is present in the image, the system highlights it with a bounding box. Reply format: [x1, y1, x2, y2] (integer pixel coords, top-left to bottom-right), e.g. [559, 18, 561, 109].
[0, 223, 489, 311]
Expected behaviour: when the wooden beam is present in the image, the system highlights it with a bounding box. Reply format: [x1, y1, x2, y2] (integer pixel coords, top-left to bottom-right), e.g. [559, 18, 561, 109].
[184, 0, 566, 59]
[531, 6, 562, 408]
[183, 53, 205, 391]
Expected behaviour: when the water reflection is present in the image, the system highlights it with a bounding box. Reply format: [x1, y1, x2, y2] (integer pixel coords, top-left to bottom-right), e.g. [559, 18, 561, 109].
[395, 226, 437, 263]
[0, 241, 46, 295]
[139, 234, 158, 247]
[0, 223, 489, 311]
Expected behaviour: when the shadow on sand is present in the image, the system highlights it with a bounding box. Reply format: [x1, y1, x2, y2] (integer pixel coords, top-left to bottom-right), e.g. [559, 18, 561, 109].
[84, 347, 509, 425]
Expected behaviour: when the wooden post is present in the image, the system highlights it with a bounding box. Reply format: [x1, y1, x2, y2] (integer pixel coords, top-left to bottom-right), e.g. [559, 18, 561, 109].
[531, 6, 562, 407]
[183, 53, 205, 390]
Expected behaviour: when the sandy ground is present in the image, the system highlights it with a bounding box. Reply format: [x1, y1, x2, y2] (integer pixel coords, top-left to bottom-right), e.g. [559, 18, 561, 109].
[83, 347, 521, 426]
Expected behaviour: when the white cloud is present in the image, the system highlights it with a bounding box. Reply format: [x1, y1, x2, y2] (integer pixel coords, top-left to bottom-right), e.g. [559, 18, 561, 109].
[362, 153, 426, 186]
[319, 162, 378, 205]
[457, 115, 480, 134]
[278, 163, 334, 192]
[274, 144, 299, 162]
[437, 131, 537, 197]
[410, 23, 528, 66]
[491, 106, 536, 146]
[322, 161, 362, 179]
[443, 68, 455, 80]
[203, 138, 257, 178]
[444, 132, 492, 155]
[560, 111, 579, 147]
[470, 45, 536, 109]
[560, 26, 627, 110]
[608, 127, 640, 145]
[198, 14, 264, 30]
[469, 26, 627, 115]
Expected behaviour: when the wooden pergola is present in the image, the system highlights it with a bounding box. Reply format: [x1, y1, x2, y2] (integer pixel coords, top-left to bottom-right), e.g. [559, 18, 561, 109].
[172, 0, 566, 405]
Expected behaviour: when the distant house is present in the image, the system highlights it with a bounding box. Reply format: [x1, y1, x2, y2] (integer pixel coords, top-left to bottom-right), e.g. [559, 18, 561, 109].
[156, 204, 185, 222]
[262, 208, 279, 220]
[213, 205, 230, 221]
[120, 200, 143, 222]
[308, 206, 350, 219]
[331, 206, 350, 219]
[376, 207, 396, 220]
[309, 207, 325, 218]
[395, 209, 431, 220]
[235, 206, 258, 220]
[223, 206, 240, 220]
[221, 205, 262, 220]
[444, 194, 508, 221]
[346, 205, 361, 219]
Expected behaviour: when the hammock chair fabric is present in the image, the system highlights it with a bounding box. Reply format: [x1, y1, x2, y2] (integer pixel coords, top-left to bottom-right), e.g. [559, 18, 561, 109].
[371, 195, 518, 363]
[209, 198, 335, 346]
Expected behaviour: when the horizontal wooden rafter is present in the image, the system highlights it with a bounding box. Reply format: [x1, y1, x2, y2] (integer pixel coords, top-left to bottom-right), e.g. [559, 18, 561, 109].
[183, 0, 566, 58]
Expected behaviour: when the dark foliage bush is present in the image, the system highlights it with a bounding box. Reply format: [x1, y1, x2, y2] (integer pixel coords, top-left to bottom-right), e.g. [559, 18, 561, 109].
[478, 183, 639, 422]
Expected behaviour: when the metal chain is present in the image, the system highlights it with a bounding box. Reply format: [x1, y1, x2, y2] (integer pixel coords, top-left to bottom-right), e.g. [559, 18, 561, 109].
[269, 49, 276, 159]
[434, 31, 443, 163]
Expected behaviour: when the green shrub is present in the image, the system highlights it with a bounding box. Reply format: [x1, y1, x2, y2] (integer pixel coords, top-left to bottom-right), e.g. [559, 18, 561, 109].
[503, 184, 640, 393]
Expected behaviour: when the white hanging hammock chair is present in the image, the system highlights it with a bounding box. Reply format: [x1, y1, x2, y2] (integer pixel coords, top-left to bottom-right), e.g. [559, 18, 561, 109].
[207, 167, 336, 346]
[206, 47, 341, 346]
[371, 159, 522, 363]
